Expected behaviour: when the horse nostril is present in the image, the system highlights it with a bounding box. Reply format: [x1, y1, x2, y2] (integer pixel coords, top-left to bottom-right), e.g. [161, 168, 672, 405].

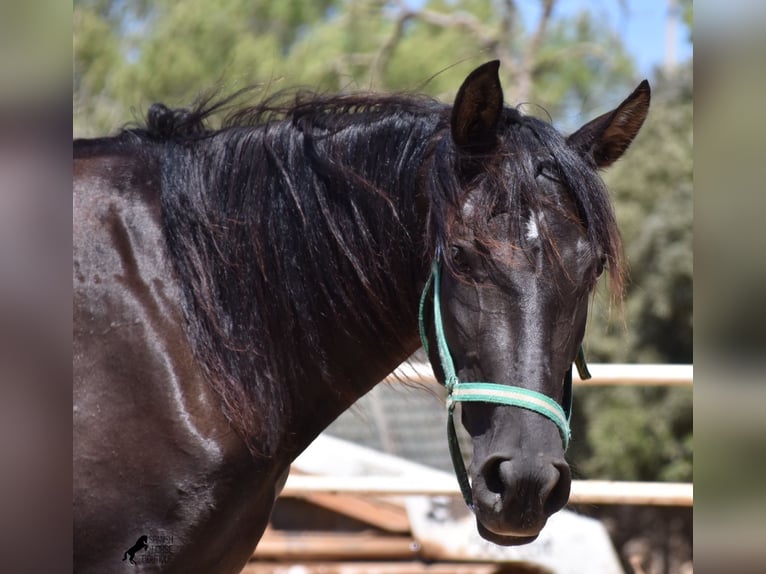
[483, 458, 506, 495]
[543, 461, 571, 515]
[477, 457, 571, 514]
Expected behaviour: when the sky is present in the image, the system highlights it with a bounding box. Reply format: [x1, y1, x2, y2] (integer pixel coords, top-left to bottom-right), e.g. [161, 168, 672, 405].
[519, 0, 692, 77]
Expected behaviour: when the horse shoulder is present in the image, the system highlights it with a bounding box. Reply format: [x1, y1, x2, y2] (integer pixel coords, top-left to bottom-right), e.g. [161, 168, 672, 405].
[73, 146, 277, 573]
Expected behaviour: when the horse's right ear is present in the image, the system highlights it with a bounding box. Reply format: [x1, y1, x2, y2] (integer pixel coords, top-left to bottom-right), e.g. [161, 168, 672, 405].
[567, 80, 651, 168]
[451, 60, 504, 153]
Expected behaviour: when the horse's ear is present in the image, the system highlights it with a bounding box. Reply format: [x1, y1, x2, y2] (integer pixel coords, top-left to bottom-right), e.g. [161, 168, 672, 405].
[567, 80, 651, 168]
[451, 60, 504, 152]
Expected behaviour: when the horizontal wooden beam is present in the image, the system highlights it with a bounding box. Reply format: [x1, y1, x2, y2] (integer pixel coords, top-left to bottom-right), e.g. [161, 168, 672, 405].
[253, 531, 421, 561]
[387, 362, 693, 387]
[281, 475, 693, 507]
[568, 479, 693, 506]
[290, 491, 411, 533]
[574, 363, 693, 387]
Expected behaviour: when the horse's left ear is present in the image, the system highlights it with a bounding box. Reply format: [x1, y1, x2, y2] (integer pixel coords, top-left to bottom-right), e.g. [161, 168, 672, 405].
[451, 60, 504, 152]
[567, 80, 650, 168]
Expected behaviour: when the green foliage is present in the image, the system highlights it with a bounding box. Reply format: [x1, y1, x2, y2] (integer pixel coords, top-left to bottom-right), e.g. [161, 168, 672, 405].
[533, 10, 635, 129]
[73, 0, 636, 135]
[571, 386, 692, 482]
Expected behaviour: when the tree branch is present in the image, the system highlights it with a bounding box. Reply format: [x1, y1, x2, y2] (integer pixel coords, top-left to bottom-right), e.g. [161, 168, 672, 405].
[372, 0, 508, 86]
[371, 2, 414, 87]
[517, 0, 556, 103]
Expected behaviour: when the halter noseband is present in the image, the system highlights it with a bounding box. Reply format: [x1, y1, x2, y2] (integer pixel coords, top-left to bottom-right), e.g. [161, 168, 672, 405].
[418, 246, 591, 508]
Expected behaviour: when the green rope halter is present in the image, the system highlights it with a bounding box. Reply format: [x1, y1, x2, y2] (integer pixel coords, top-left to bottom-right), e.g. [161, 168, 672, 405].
[418, 248, 591, 508]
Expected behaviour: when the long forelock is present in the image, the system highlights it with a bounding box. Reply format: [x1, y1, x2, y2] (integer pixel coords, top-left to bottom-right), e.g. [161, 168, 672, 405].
[426, 112, 624, 301]
[528, 118, 625, 302]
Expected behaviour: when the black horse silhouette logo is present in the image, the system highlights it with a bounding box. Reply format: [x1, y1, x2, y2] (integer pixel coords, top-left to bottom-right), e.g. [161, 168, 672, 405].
[122, 535, 148, 565]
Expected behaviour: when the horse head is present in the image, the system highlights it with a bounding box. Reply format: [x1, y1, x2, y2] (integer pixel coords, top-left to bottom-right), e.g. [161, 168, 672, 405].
[423, 61, 650, 545]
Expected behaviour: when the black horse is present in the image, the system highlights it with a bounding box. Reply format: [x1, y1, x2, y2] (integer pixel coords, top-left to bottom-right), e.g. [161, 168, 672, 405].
[74, 61, 648, 573]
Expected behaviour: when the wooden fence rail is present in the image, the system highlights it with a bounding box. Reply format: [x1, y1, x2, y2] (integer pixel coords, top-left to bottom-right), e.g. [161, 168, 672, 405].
[386, 362, 693, 387]
[281, 475, 693, 507]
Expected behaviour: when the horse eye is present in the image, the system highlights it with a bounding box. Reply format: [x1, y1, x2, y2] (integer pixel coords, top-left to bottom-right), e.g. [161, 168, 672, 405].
[450, 245, 470, 271]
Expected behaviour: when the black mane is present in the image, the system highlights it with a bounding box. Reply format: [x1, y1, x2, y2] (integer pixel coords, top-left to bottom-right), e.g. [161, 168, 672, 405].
[137, 92, 447, 454]
[110, 88, 622, 455]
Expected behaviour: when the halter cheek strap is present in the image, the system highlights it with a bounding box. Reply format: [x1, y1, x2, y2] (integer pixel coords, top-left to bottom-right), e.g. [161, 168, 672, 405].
[418, 249, 591, 508]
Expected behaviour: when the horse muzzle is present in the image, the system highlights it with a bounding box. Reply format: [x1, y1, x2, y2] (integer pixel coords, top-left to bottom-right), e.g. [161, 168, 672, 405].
[470, 453, 572, 546]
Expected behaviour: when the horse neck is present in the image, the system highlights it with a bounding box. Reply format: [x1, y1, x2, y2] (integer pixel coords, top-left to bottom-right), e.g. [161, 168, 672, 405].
[161, 105, 441, 458]
[267, 111, 438, 449]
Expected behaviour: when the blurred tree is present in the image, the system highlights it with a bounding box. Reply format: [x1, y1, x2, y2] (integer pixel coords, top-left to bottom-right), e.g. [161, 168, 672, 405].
[73, 0, 345, 135]
[73, 2, 125, 134]
[73, 0, 636, 135]
[573, 384, 692, 481]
